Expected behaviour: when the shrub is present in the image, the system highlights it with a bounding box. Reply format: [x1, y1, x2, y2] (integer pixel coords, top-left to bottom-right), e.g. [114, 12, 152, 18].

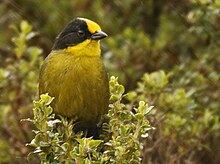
[26, 77, 153, 163]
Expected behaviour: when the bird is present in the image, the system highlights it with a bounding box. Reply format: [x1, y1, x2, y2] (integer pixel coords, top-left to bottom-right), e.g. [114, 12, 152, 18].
[39, 18, 109, 138]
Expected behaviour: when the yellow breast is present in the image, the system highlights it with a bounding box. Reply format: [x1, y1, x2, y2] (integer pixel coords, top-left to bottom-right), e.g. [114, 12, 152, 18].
[39, 48, 109, 125]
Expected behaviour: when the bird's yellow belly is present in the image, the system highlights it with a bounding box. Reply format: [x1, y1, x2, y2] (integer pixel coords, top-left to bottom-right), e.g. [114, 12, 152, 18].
[39, 54, 109, 124]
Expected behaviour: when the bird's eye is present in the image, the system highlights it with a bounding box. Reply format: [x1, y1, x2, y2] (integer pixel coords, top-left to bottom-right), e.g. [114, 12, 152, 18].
[77, 30, 85, 37]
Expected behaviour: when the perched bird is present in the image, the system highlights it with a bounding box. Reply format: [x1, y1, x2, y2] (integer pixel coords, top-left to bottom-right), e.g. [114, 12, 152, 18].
[39, 18, 109, 137]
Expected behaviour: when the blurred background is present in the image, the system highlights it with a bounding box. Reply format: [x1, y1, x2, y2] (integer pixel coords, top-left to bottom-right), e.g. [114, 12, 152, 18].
[0, 0, 220, 163]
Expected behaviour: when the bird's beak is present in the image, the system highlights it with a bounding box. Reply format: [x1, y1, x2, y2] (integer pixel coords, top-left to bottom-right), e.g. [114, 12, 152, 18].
[91, 30, 108, 40]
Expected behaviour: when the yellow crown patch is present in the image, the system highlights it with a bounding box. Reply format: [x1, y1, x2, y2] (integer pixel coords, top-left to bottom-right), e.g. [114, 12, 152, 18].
[78, 18, 101, 34]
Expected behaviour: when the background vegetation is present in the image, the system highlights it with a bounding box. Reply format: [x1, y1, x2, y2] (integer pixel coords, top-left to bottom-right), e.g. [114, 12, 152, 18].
[0, 0, 220, 163]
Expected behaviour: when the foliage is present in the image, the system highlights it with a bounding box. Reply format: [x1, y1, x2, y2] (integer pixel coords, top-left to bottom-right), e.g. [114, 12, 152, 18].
[0, 0, 220, 163]
[0, 20, 42, 163]
[26, 77, 153, 163]
[127, 70, 220, 163]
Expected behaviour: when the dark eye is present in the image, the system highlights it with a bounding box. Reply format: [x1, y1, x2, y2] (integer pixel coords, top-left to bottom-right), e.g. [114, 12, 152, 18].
[77, 30, 85, 37]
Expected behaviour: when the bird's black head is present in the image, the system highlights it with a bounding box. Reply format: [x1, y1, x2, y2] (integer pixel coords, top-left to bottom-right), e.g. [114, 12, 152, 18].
[52, 18, 107, 50]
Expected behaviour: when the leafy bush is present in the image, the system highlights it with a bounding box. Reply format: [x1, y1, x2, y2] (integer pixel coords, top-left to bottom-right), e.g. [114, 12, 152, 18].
[0, 20, 42, 163]
[127, 70, 220, 163]
[26, 77, 153, 163]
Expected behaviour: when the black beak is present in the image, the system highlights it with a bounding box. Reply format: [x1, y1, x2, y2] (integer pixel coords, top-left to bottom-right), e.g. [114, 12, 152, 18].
[91, 30, 108, 40]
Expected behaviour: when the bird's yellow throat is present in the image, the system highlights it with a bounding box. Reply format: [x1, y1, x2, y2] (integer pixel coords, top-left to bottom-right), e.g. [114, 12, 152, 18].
[65, 39, 101, 57]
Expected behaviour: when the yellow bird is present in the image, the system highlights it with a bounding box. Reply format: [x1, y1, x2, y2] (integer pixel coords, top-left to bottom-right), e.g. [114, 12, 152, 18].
[39, 18, 109, 137]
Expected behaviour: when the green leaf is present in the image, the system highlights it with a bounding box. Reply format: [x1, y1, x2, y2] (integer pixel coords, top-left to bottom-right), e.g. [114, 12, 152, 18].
[33, 100, 41, 108]
[144, 106, 153, 115]
[104, 142, 113, 147]
[134, 113, 144, 119]
[89, 140, 103, 149]
[27, 139, 37, 147]
[45, 106, 53, 116]
[39, 141, 50, 147]
[118, 85, 125, 94]
[27, 46, 42, 56]
[40, 93, 54, 105]
[26, 32, 37, 40]
[27, 150, 42, 161]
[85, 158, 91, 164]
[48, 119, 61, 127]
[20, 20, 32, 34]
[120, 126, 128, 136]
